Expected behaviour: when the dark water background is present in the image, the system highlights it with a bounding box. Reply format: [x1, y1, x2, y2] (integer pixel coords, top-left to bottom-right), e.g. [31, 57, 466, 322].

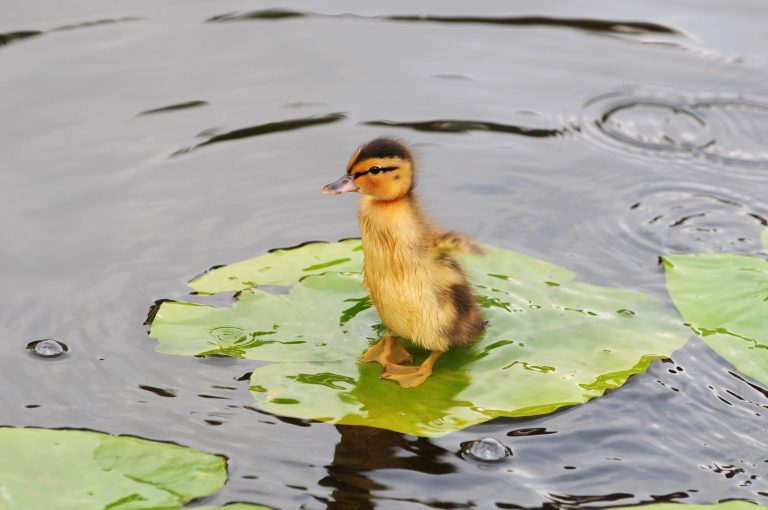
[1, 1, 768, 508]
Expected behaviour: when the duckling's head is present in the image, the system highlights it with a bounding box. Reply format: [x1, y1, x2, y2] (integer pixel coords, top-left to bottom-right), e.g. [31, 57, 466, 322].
[323, 138, 414, 201]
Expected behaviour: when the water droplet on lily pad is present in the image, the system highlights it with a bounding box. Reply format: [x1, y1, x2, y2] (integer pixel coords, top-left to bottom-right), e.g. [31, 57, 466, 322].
[209, 326, 247, 342]
[26, 339, 68, 358]
[460, 437, 512, 462]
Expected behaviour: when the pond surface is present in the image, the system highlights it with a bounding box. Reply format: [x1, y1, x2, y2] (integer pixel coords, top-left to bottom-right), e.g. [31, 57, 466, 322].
[1, 0, 767, 508]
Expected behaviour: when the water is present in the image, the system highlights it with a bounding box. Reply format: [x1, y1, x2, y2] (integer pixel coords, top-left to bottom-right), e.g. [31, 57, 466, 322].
[1, 0, 767, 508]
[461, 437, 513, 463]
[25, 339, 68, 358]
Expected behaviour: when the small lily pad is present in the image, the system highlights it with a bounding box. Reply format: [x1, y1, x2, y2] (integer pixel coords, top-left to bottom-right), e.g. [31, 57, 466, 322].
[0, 428, 235, 510]
[663, 246, 768, 386]
[150, 241, 690, 436]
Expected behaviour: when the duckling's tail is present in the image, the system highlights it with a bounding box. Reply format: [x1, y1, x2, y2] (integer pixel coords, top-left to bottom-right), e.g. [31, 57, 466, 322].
[433, 231, 484, 256]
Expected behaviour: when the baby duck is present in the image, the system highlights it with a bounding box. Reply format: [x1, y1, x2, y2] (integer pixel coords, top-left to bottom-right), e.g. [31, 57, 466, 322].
[323, 138, 485, 388]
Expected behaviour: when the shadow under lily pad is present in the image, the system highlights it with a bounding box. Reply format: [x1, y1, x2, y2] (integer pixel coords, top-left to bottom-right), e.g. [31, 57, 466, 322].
[149, 241, 689, 436]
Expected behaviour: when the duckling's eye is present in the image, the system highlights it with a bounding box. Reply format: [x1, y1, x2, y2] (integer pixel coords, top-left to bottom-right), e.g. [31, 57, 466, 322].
[369, 166, 381, 175]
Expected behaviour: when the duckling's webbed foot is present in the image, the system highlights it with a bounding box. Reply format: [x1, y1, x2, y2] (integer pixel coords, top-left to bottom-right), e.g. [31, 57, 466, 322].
[381, 351, 442, 388]
[361, 335, 412, 366]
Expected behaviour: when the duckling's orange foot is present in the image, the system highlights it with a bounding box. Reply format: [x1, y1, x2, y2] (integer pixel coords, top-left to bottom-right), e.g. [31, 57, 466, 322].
[381, 363, 433, 388]
[380, 351, 443, 389]
[361, 335, 412, 366]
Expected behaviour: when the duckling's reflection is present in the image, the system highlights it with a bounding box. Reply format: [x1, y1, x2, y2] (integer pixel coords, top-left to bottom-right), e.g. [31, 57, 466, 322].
[321, 425, 456, 510]
[320, 347, 478, 510]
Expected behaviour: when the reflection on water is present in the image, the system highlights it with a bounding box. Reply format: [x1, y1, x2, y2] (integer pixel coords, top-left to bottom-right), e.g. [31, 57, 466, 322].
[173, 113, 347, 156]
[208, 9, 682, 37]
[138, 384, 177, 398]
[2, 0, 768, 508]
[0, 17, 141, 49]
[50, 17, 143, 32]
[138, 100, 209, 116]
[364, 118, 570, 137]
[323, 425, 457, 510]
[0, 30, 41, 47]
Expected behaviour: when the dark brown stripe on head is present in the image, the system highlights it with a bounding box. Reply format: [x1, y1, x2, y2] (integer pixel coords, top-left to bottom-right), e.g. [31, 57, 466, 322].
[353, 138, 412, 166]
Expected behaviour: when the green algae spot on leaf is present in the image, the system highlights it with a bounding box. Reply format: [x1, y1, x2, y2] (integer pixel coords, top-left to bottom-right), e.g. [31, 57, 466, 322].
[150, 241, 690, 436]
[0, 428, 272, 510]
[663, 244, 768, 386]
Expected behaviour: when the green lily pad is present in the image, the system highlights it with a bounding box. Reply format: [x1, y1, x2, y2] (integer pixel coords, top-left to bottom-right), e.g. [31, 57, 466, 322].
[190, 239, 363, 293]
[150, 241, 690, 436]
[663, 248, 768, 386]
[151, 272, 378, 361]
[249, 266, 687, 436]
[0, 428, 268, 510]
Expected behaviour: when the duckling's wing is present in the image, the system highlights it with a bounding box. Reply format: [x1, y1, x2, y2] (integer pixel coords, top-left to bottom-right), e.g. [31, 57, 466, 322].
[431, 231, 484, 255]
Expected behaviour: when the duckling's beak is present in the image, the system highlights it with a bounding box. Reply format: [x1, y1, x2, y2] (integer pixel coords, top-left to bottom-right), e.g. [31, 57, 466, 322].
[323, 174, 358, 195]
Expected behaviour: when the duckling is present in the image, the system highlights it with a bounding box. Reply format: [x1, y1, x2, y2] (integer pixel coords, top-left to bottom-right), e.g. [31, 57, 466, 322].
[323, 138, 485, 388]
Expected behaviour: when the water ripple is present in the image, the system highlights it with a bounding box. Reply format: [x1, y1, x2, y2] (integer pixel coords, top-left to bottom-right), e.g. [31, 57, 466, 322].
[138, 100, 208, 116]
[172, 113, 346, 156]
[582, 89, 768, 171]
[0, 17, 142, 50]
[619, 183, 768, 256]
[0, 30, 42, 48]
[208, 9, 306, 22]
[363, 119, 571, 138]
[206, 9, 682, 37]
[50, 17, 143, 32]
[387, 15, 681, 35]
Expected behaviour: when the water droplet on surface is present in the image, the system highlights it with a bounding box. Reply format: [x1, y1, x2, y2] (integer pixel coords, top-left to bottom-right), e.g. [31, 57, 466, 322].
[208, 326, 247, 343]
[460, 437, 512, 462]
[26, 339, 68, 358]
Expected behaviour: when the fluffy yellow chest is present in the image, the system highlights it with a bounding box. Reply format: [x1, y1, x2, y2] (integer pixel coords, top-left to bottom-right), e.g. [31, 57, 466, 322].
[360, 198, 420, 285]
[358, 197, 449, 349]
